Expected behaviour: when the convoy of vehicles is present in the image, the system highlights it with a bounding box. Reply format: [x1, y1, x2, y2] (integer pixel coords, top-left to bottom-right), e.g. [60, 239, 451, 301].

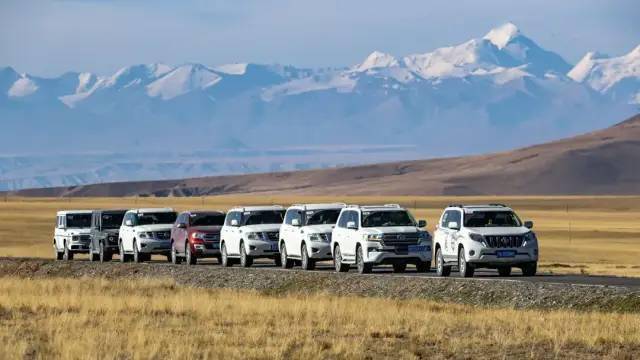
[171, 210, 225, 265]
[52, 203, 539, 277]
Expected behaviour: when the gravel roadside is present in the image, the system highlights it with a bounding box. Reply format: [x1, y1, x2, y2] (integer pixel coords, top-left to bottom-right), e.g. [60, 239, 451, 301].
[1, 257, 639, 313]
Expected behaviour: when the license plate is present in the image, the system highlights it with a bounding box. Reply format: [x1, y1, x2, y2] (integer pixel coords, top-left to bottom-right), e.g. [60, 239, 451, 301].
[408, 245, 427, 253]
[496, 250, 516, 258]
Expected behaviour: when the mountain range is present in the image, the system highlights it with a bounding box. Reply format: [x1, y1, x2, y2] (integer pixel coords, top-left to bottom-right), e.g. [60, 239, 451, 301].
[1, 23, 639, 190]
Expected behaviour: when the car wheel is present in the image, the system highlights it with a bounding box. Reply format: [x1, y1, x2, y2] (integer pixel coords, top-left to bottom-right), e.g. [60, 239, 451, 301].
[63, 241, 73, 261]
[498, 266, 512, 277]
[186, 244, 197, 265]
[239, 242, 253, 267]
[436, 247, 450, 277]
[280, 243, 294, 269]
[221, 243, 232, 267]
[458, 247, 474, 278]
[392, 263, 407, 273]
[300, 243, 315, 271]
[89, 242, 99, 262]
[356, 245, 372, 274]
[171, 242, 182, 264]
[416, 260, 430, 273]
[521, 262, 537, 276]
[333, 244, 350, 273]
[133, 241, 143, 263]
[54, 242, 63, 260]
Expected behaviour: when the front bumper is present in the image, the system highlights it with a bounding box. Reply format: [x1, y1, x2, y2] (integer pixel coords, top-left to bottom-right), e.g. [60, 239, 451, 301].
[69, 240, 90, 252]
[466, 245, 538, 266]
[363, 241, 432, 264]
[192, 242, 221, 257]
[307, 241, 332, 259]
[245, 240, 279, 257]
[138, 239, 171, 254]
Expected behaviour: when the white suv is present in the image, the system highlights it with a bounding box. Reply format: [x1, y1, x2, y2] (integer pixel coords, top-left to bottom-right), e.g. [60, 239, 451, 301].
[53, 210, 93, 260]
[118, 208, 177, 263]
[220, 205, 285, 267]
[331, 204, 432, 273]
[279, 203, 345, 270]
[433, 204, 539, 277]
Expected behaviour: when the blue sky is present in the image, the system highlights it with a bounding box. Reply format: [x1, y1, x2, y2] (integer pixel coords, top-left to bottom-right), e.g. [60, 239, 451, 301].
[1, 0, 638, 76]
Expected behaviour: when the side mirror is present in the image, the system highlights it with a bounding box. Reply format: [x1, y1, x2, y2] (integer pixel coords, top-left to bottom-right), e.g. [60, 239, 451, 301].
[524, 221, 533, 229]
[177, 223, 187, 229]
[346, 221, 357, 230]
[291, 219, 300, 226]
[125, 220, 133, 227]
[231, 219, 239, 227]
[418, 220, 427, 228]
[447, 221, 459, 230]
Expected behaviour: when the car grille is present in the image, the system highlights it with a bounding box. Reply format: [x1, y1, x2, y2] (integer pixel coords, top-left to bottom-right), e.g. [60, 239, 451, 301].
[381, 233, 420, 246]
[154, 231, 171, 240]
[204, 242, 219, 250]
[79, 235, 90, 243]
[484, 235, 524, 248]
[204, 233, 219, 241]
[264, 232, 279, 241]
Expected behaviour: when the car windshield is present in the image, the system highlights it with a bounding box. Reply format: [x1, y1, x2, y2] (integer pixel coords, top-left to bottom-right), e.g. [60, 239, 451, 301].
[305, 209, 341, 225]
[66, 214, 91, 228]
[361, 210, 416, 227]
[101, 213, 125, 229]
[137, 212, 177, 225]
[463, 211, 522, 227]
[243, 210, 285, 225]
[190, 213, 225, 226]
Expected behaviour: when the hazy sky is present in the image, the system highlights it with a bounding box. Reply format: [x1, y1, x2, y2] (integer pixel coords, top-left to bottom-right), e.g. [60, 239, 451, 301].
[1, 0, 638, 76]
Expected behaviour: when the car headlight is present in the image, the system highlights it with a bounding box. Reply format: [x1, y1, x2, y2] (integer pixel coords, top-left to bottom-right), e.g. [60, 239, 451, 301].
[192, 232, 207, 240]
[469, 233, 485, 244]
[72, 235, 80, 241]
[364, 234, 383, 242]
[138, 232, 154, 239]
[524, 232, 538, 246]
[246, 232, 263, 241]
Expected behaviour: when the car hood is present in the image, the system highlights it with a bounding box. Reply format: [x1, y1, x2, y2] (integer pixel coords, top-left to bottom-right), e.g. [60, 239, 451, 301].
[360, 226, 420, 234]
[134, 224, 173, 232]
[303, 224, 335, 234]
[66, 228, 91, 236]
[465, 227, 530, 236]
[241, 224, 281, 233]
[190, 225, 222, 233]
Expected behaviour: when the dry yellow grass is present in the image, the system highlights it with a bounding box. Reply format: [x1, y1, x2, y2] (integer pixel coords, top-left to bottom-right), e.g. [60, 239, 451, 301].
[0, 276, 638, 360]
[1, 195, 639, 276]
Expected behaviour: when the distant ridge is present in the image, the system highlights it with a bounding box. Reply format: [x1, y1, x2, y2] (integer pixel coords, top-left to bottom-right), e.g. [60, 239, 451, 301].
[8, 113, 640, 197]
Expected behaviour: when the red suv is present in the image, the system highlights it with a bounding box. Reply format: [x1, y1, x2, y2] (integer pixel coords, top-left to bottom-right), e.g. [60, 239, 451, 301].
[170, 210, 225, 265]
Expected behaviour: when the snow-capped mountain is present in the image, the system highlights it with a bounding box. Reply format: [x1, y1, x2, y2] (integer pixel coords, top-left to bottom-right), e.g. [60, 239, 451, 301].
[0, 23, 638, 190]
[568, 45, 640, 104]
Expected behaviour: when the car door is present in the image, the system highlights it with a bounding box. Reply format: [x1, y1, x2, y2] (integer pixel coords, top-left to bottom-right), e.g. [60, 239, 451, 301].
[346, 211, 360, 259]
[441, 210, 462, 260]
[176, 213, 189, 253]
[281, 209, 294, 253]
[223, 212, 241, 256]
[286, 210, 303, 256]
[122, 212, 135, 252]
[332, 210, 348, 254]
[434, 211, 450, 257]
[54, 215, 63, 250]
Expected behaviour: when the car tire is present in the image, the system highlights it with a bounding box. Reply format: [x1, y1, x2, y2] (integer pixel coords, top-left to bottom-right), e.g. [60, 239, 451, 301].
[280, 243, 294, 269]
[171, 242, 182, 264]
[521, 262, 537, 276]
[186, 244, 197, 265]
[416, 261, 430, 273]
[333, 244, 350, 273]
[221, 242, 232, 267]
[300, 243, 315, 270]
[436, 247, 450, 277]
[99, 242, 111, 262]
[119, 241, 129, 263]
[63, 241, 73, 261]
[133, 241, 143, 263]
[458, 247, 474, 278]
[215, 254, 222, 264]
[54, 242, 63, 260]
[356, 245, 372, 274]
[498, 266, 512, 277]
[239, 242, 253, 267]
[392, 263, 407, 273]
[89, 242, 99, 262]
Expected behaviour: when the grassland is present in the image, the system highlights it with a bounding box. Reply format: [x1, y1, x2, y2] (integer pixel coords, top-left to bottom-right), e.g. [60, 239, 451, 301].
[0, 276, 638, 360]
[1, 195, 639, 276]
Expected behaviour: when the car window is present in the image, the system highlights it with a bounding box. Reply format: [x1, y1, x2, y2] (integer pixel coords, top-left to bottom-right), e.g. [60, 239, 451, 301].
[442, 210, 461, 227]
[190, 213, 225, 226]
[242, 210, 285, 226]
[336, 211, 348, 228]
[305, 209, 341, 225]
[66, 214, 91, 228]
[225, 212, 240, 226]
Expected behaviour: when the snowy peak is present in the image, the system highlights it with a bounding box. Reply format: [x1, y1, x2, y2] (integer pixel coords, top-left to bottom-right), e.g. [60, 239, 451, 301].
[484, 22, 521, 49]
[215, 63, 248, 75]
[355, 51, 399, 71]
[146, 63, 222, 100]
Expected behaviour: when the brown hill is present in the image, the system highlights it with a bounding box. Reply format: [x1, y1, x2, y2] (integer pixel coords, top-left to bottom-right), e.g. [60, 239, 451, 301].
[9, 114, 640, 197]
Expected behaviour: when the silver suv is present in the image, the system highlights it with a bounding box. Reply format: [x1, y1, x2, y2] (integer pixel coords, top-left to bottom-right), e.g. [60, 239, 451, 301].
[433, 204, 539, 277]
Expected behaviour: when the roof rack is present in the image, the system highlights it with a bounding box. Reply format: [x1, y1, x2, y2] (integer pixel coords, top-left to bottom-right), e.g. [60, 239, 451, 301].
[488, 203, 506, 207]
[448, 204, 464, 208]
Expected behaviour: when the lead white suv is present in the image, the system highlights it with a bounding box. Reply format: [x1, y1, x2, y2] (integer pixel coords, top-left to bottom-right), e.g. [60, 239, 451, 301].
[118, 208, 177, 263]
[433, 204, 539, 277]
[53, 210, 93, 260]
[220, 205, 285, 267]
[331, 204, 432, 273]
[279, 203, 345, 270]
